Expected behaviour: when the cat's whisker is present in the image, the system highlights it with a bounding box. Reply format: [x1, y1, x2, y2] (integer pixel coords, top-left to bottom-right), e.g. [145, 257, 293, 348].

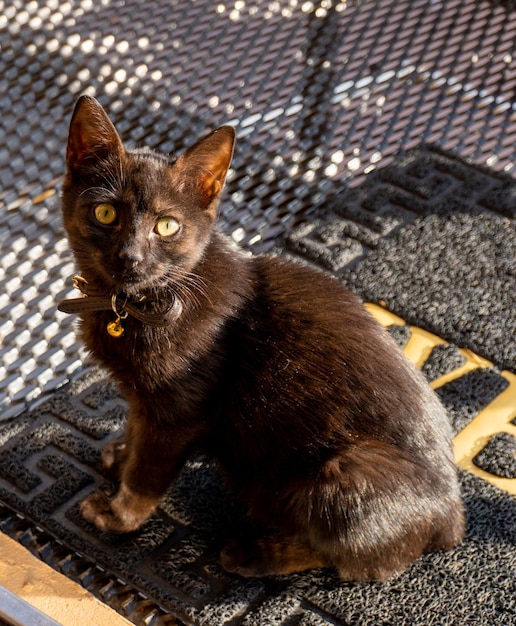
[156, 266, 211, 311]
[179, 273, 210, 302]
[168, 279, 202, 311]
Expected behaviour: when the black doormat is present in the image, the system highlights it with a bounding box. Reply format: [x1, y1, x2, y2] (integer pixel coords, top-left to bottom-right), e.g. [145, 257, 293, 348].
[287, 144, 516, 371]
[0, 146, 515, 625]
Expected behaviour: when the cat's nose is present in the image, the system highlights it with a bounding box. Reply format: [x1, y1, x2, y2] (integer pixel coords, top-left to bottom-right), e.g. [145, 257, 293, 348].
[118, 245, 144, 268]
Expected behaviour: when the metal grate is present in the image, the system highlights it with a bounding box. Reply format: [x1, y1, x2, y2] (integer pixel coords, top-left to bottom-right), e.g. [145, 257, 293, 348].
[0, 502, 181, 625]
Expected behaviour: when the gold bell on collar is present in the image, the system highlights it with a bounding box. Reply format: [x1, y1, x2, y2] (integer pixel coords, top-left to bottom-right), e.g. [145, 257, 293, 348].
[107, 294, 128, 338]
[107, 316, 125, 338]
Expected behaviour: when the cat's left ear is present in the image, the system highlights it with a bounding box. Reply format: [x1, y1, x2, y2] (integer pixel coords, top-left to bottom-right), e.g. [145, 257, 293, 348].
[173, 126, 236, 210]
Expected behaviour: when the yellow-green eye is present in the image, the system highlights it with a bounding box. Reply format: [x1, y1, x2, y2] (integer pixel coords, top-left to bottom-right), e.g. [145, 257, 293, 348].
[155, 217, 180, 237]
[94, 203, 117, 225]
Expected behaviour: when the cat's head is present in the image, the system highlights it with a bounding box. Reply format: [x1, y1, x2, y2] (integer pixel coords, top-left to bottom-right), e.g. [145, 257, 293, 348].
[62, 95, 235, 296]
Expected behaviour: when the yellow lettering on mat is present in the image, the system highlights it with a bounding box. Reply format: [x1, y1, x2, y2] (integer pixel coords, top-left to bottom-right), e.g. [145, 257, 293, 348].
[365, 302, 516, 496]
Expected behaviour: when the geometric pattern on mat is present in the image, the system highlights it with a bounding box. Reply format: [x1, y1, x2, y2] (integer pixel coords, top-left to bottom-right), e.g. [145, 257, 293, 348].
[287, 145, 516, 275]
[288, 145, 516, 372]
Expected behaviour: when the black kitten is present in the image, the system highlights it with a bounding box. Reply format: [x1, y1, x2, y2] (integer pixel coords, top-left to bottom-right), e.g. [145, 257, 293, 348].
[59, 95, 464, 580]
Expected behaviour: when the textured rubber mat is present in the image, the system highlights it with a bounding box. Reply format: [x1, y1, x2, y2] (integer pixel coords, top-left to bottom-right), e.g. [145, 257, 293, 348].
[0, 149, 515, 625]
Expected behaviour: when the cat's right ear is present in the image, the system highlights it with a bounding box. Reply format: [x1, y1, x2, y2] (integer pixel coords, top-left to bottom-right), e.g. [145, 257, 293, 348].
[66, 95, 124, 171]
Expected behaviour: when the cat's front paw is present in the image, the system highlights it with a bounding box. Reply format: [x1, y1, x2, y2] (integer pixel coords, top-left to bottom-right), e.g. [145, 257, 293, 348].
[80, 484, 156, 533]
[80, 490, 132, 533]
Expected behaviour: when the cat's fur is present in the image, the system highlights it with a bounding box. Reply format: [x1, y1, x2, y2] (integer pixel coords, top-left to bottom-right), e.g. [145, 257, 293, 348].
[61, 95, 464, 581]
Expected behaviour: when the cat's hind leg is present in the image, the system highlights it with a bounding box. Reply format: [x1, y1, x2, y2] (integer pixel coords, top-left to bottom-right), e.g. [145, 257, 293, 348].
[222, 439, 463, 580]
[293, 441, 463, 581]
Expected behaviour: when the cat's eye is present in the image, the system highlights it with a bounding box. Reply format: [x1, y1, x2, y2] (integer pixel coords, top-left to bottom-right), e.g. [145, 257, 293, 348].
[94, 203, 117, 225]
[155, 218, 180, 238]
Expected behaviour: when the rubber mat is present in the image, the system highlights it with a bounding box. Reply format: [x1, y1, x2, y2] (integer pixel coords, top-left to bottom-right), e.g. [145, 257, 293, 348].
[0, 149, 514, 626]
